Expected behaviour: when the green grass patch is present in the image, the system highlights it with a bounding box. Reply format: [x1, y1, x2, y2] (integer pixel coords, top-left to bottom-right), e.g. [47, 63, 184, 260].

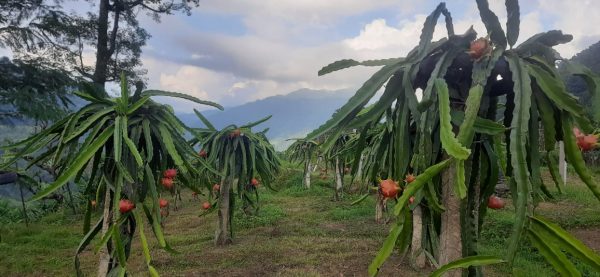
[233, 204, 286, 229]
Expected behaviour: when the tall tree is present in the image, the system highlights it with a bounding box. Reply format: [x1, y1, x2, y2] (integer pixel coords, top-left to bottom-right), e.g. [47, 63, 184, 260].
[0, 57, 73, 123]
[1, 0, 200, 88]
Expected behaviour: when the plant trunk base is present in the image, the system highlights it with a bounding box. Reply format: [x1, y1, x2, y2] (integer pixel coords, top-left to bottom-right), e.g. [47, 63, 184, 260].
[97, 188, 112, 276]
[375, 194, 385, 223]
[410, 205, 426, 269]
[439, 167, 463, 277]
[215, 180, 233, 246]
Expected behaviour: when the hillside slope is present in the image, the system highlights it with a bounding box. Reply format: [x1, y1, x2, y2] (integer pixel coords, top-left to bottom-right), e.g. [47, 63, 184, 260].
[177, 88, 354, 150]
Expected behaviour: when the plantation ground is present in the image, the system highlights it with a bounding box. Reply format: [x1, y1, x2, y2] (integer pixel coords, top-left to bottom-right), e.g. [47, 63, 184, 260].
[1, 167, 600, 276]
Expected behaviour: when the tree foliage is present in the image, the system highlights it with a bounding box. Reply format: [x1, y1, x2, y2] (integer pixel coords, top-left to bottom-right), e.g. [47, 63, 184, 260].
[0, 57, 74, 123]
[0, 0, 200, 87]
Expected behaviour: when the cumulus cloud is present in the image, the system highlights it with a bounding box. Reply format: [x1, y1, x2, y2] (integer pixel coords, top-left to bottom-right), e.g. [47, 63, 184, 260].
[535, 0, 600, 58]
[137, 0, 598, 112]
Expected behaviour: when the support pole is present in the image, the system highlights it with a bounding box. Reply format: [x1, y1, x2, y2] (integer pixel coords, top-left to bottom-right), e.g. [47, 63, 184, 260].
[559, 141, 567, 184]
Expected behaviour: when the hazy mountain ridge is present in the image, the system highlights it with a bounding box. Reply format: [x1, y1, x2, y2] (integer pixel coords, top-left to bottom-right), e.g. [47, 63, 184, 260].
[177, 88, 354, 150]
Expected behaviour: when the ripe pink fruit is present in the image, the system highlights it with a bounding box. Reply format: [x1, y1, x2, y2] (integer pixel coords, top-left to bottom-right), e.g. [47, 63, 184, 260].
[119, 199, 135, 213]
[163, 168, 177, 179]
[487, 196, 505, 209]
[380, 179, 400, 199]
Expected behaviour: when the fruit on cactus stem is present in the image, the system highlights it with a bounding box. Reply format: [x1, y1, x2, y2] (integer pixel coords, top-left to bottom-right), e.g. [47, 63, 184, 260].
[487, 195, 505, 209]
[380, 179, 400, 199]
[404, 174, 416, 184]
[468, 37, 492, 61]
[213, 183, 220, 191]
[409, 196, 415, 204]
[573, 127, 599, 151]
[163, 168, 177, 179]
[161, 178, 174, 189]
[202, 202, 211, 210]
[91, 200, 97, 208]
[579, 135, 598, 151]
[573, 127, 584, 138]
[159, 198, 169, 208]
[119, 199, 135, 213]
[199, 149, 208, 157]
[251, 178, 259, 187]
[229, 128, 242, 138]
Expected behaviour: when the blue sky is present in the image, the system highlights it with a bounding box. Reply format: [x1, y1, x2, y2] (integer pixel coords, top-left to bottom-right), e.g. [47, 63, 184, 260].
[131, 0, 600, 112]
[5, 1, 600, 112]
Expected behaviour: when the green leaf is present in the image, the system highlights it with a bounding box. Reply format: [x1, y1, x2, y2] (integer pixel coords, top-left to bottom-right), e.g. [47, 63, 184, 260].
[143, 165, 167, 248]
[240, 115, 272, 129]
[115, 161, 134, 183]
[75, 218, 103, 276]
[394, 159, 452, 216]
[120, 72, 129, 108]
[114, 116, 123, 161]
[318, 58, 403, 76]
[457, 85, 484, 146]
[142, 119, 154, 161]
[307, 62, 404, 140]
[350, 193, 370, 206]
[476, 0, 507, 48]
[158, 123, 185, 173]
[436, 79, 471, 160]
[349, 72, 403, 129]
[418, 3, 448, 58]
[94, 224, 115, 254]
[534, 91, 558, 151]
[518, 30, 573, 49]
[112, 222, 128, 267]
[546, 150, 564, 193]
[527, 62, 586, 118]
[148, 266, 160, 277]
[450, 110, 506, 135]
[31, 126, 113, 201]
[64, 107, 114, 143]
[123, 136, 143, 167]
[455, 160, 467, 199]
[193, 109, 216, 130]
[134, 210, 153, 267]
[506, 53, 533, 263]
[531, 215, 600, 272]
[142, 90, 223, 110]
[127, 95, 150, 115]
[368, 220, 405, 277]
[505, 0, 520, 48]
[74, 90, 112, 104]
[528, 228, 581, 277]
[430, 256, 505, 277]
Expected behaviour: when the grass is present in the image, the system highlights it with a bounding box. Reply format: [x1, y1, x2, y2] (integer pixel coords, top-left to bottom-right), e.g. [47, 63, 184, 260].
[479, 169, 600, 276]
[0, 168, 599, 276]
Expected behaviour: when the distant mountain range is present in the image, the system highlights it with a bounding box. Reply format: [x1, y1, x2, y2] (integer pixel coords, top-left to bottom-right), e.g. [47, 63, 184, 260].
[1, 88, 354, 151]
[177, 88, 354, 150]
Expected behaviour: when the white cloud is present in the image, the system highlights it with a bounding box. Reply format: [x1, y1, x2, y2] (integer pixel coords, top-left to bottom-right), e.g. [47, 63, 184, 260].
[137, 0, 599, 113]
[536, 0, 600, 58]
[344, 17, 425, 52]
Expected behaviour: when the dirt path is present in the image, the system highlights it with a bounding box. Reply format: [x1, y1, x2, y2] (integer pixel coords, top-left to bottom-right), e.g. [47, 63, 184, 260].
[148, 190, 425, 276]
